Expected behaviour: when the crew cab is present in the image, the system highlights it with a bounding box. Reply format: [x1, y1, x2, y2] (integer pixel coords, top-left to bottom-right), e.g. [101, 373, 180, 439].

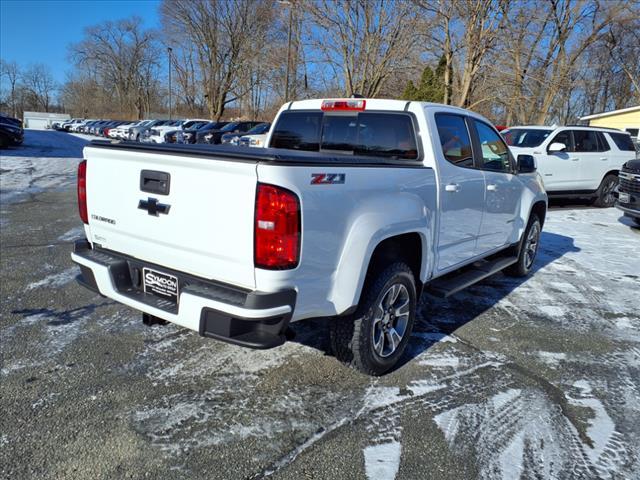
[503, 125, 636, 207]
[72, 99, 547, 375]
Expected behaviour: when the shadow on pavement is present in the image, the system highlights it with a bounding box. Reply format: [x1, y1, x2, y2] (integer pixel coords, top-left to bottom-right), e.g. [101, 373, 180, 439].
[0, 130, 88, 158]
[288, 231, 580, 372]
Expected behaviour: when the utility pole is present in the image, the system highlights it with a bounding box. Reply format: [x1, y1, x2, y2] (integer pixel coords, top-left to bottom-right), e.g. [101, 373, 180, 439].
[279, 0, 293, 102]
[168, 46, 173, 120]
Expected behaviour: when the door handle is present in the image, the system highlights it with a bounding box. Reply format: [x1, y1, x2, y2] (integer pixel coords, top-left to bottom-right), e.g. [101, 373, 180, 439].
[445, 183, 460, 192]
[487, 184, 497, 191]
[570, 157, 579, 161]
[600, 157, 607, 161]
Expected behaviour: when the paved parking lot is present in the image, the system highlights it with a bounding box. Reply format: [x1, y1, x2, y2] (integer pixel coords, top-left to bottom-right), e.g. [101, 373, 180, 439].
[1, 131, 639, 479]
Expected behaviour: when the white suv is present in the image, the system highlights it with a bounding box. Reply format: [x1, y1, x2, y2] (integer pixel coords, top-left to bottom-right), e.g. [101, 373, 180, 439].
[504, 126, 637, 207]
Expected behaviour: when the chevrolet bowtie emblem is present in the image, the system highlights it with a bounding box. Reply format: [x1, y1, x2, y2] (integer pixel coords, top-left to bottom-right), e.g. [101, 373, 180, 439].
[138, 197, 171, 216]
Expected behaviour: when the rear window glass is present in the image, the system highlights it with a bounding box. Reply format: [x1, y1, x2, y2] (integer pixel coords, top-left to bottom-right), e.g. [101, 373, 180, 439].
[269, 111, 418, 160]
[609, 132, 636, 151]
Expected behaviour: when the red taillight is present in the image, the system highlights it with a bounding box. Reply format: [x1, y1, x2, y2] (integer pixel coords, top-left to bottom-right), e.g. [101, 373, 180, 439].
[321, 99, 366, 111]
[77, 160, 88, 224]
[254, 183, 300, 269]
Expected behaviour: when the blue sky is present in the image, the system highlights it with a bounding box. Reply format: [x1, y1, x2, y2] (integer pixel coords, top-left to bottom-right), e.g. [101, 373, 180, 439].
[0, 0, 161, 83]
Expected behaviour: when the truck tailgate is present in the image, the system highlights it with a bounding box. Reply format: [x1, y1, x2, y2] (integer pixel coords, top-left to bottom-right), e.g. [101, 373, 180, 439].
[83, 145, 257, 289]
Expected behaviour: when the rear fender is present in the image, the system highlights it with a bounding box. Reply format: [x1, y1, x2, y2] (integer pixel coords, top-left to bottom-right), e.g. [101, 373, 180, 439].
[329, 193, 432, 313]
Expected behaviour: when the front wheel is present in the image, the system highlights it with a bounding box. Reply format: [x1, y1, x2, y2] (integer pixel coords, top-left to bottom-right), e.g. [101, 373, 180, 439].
[504, 214, 541, 278]
[330, 262, 417, 376]
[593, 174, 618, 208]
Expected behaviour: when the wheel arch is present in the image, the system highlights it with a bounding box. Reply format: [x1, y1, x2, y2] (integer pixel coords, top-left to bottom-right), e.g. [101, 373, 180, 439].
[530, 200, 547, 228]
[337, 231, 426, 315]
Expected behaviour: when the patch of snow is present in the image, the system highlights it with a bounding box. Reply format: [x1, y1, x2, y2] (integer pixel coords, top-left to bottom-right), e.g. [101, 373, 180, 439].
[58, 226, 85, 241]
[364, 441, 402, 480]
[567, 381, 616, 465]
[26, 267, 77, 290]
[418, 354, 460, 368]
[537, 305, 566, 317]
[538, 351, 567, 366]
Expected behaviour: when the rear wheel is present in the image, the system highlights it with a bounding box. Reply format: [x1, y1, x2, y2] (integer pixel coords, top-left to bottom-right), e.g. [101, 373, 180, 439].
[504, 214, 541, 278]
[593, 174, 618, 208]
[330, 262, 416, 376]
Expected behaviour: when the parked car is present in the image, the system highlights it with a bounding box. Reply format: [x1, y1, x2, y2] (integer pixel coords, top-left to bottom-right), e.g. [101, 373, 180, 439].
[614, 159, 640, 226]
[144, 120, 185, 143]
[193, 121, 229, 144]
[62, 118, 84, 131]
[72, 97, 547, 375]
[199, 121, 262, 144]
[156, 119, 210, 143]
[1, 114, 23, 128]
[238, 123, 272, 147]
[504, 125, 636, 207]
[0, 119, 24, 148]
[108, 122, 136, 139]
[222, 122, 271, 146]
[165, 120, 210, 143]
[127, 119, 156, 141]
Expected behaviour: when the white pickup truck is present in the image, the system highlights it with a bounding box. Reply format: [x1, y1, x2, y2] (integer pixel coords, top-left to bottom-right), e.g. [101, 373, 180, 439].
[72, 98, 547, 374]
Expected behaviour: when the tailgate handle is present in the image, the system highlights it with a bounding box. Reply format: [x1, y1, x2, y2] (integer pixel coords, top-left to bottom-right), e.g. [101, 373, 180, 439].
[140, 170, 170, 195]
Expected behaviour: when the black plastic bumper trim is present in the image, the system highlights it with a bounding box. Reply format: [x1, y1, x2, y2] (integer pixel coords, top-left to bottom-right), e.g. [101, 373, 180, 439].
[72, 239, 297, 348]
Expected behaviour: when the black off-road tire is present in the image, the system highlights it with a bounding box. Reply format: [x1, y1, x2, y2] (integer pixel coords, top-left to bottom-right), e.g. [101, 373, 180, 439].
[329, 262, 417, 376]
[593, 174, 618, 208]
[504, 214, 541, 278]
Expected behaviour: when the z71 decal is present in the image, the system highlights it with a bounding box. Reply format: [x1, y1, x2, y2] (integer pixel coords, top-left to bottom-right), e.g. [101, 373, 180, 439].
[310, 173, 346, 185]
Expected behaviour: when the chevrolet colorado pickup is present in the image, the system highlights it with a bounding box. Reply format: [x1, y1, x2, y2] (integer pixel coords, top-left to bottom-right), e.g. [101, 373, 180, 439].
[72, 98, 547, 375]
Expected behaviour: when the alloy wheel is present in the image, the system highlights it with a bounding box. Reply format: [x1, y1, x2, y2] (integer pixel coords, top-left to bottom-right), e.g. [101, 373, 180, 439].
[371, 283, 410, 358]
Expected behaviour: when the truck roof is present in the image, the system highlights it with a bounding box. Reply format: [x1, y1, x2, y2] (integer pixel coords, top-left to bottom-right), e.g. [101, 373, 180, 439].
[287, 98, 476, 117]
[508, 124, 625, 133]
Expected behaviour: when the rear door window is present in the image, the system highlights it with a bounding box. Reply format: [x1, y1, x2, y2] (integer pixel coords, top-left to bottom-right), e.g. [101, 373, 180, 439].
[572, 130, 600, 152]
[609, 132, 636, 151]
[434, 114, 474, 167]
[269, 111, 418, 159]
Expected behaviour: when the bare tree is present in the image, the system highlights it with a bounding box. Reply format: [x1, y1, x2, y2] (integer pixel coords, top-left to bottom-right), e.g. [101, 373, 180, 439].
[161, 0, 275, 120]
[525, 0, 627, 124]
[307, 0, 420, 98]
[21, 63, 57, 112]
[70, 17, 160, 118]
[0, 59, 21, 116]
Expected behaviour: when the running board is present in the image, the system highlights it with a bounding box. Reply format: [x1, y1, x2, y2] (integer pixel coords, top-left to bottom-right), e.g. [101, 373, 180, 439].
[427, 256, 518, 298]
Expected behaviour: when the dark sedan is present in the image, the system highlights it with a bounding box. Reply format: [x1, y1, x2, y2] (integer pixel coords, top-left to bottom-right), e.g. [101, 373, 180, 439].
[221, 122, 270, 145]
[0, 120, 24, 148]
[193, 121, 230, 144]
[198, 121, 263, 145]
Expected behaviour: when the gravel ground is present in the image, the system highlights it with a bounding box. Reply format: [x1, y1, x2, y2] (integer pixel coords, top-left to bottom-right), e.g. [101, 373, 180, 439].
[1, 130, 639, 480]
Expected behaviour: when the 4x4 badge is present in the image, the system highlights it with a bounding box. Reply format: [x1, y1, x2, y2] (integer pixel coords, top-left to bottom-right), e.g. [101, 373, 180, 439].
[138, 197, 171, 216]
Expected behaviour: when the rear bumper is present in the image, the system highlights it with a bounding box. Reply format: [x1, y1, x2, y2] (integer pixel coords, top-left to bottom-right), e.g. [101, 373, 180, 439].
[71, 240, 296, 349]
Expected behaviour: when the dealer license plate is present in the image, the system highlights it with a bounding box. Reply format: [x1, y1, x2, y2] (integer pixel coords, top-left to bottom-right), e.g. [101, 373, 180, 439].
[142, 267, 179, 303]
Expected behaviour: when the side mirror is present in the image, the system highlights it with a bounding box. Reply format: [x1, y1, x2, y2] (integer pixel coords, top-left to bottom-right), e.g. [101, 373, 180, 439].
[548, 142, 566, 153]
[517, 154, 536, 173]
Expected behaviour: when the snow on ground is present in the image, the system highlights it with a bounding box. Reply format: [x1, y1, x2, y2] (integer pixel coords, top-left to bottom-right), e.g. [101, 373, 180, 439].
[0, 130, 88, 204]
